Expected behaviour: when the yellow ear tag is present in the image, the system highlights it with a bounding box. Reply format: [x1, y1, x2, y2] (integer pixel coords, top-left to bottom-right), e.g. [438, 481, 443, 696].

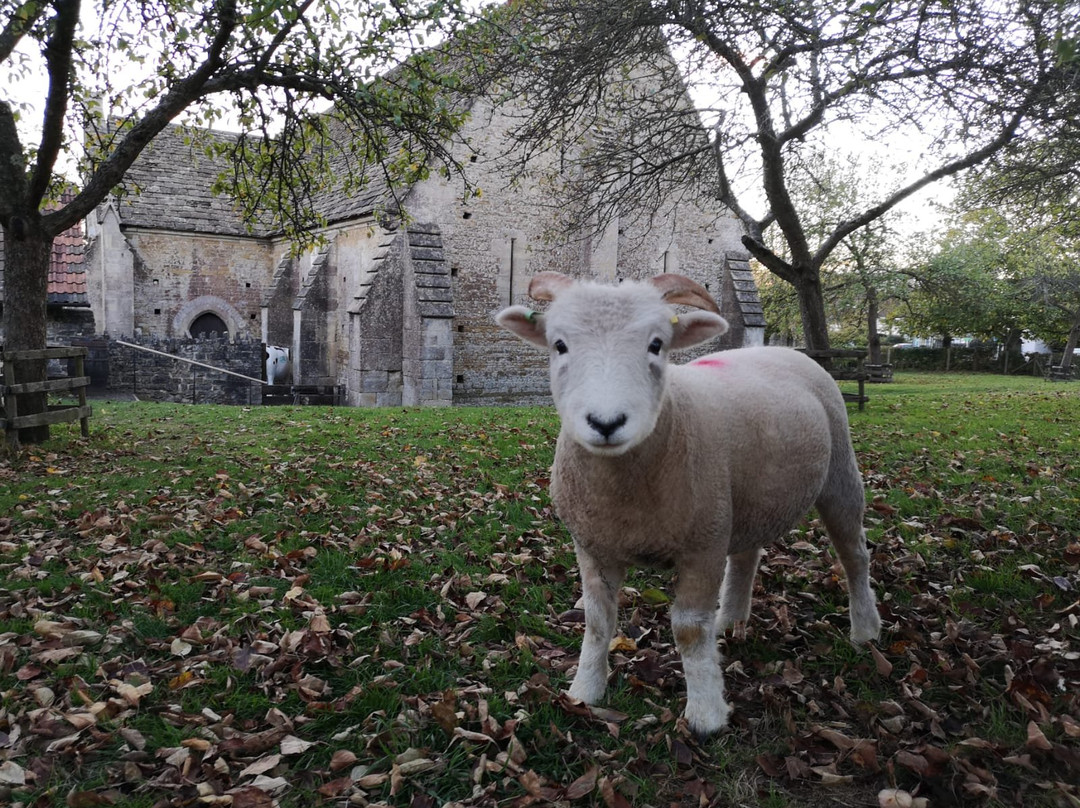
[670, 315, 680, 325]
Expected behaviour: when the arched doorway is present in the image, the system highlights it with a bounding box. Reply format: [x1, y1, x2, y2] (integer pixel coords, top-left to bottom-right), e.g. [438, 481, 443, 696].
[189, 312, 229, 338]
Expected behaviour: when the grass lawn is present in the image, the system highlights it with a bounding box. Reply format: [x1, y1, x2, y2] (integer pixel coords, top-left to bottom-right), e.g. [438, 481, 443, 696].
[0, 372, 1077, 807]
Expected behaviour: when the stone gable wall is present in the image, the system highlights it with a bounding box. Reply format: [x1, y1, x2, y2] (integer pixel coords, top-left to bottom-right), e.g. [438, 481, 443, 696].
[122, 231, 275, 341]
[403, 97, 750, 407]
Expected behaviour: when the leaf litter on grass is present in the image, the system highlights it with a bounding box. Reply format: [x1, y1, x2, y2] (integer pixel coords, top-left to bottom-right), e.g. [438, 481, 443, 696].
[0, 381, 1077, 807]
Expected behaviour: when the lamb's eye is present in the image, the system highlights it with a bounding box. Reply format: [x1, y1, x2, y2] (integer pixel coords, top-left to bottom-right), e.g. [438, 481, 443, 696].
[553, 339, 569, 355]
[648, 337, 664, 355]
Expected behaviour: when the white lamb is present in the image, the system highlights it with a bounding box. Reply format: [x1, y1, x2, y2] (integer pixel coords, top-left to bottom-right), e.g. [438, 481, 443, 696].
[496, 271, 881, 736]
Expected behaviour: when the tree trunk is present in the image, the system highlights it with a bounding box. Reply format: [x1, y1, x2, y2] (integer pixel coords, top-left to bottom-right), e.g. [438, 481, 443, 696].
[1002, 328, 1021, 375]
[866, 288, 882, 365]
[1, 220, 52, 444]
[794, 274, 831, 352]
[1060, 318, 1080, 374]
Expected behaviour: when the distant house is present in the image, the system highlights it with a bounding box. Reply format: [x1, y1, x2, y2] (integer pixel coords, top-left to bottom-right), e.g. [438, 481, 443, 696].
[77, 62, 764, 406]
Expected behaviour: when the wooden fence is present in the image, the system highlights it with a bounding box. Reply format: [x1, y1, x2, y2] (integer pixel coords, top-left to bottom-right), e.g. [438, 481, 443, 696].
[0, 346, 91, 448]
[799, 348, 869, 411]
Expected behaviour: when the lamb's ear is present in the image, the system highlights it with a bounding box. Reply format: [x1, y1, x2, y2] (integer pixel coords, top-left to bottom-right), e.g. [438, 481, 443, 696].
[495, 306, 548, 348]
[528, 272, 575, 302]
[670, 311, 729, 350]
[650, 274, 721, 314]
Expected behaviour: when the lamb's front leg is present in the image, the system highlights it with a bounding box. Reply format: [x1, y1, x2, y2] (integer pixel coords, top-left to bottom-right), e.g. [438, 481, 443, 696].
[673, 559, 729, 736]
[568, 544, 625, 704]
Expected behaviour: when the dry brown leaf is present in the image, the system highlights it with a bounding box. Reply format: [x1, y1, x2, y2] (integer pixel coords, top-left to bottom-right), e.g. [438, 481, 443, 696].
[229, 787, 275, 808]
[565, 766, 599, 800]
[608, 634, 637, 653]
[869, 643, 894, 677]
[238, 754, 281, 779]
[431, 689, 460, 733]
[280, 735, 314, 755]
[330, 749, 357, 771]
[0, 761, 26, 785]
[356, 772, 390, 788]
[1026, 721, 1053, 752]
[65, 791, 113, 807]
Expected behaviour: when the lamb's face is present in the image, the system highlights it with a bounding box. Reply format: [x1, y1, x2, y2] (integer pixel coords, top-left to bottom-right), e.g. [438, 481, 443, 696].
[496, 275, 729, 456]
[543, 285, 675, 454]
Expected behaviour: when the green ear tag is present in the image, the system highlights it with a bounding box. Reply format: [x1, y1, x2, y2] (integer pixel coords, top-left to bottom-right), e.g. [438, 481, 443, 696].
[526, 310, 538, 322]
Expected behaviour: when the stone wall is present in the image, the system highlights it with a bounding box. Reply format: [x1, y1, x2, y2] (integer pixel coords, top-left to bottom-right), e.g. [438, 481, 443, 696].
[75, 335, 264, 405]
[90, 223, 276, 341]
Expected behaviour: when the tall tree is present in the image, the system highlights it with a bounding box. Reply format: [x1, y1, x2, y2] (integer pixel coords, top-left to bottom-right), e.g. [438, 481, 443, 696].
[763, 147, 910, 360]
[899, 208, 1037, 370]
[957, 48, 1080, 374]
[486, 0, 1075, 350]
[1, 0, 473, 443]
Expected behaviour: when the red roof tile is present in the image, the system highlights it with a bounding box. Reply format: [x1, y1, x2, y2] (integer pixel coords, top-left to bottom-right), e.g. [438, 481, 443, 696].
[47, 196, 88, 306]
[0, 192, 89, 307]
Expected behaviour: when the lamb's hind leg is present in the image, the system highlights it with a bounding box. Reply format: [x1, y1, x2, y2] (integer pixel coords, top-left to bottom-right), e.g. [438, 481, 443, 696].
[816, 473, 881, 644]
[568, 544, 624, 705]
[715, 548, 763, 632]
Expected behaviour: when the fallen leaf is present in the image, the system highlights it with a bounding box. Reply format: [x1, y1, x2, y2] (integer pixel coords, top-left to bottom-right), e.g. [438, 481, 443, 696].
[238, 754, 281, 778]
[229, 788, 275, 808]
[565, 766, 599, 799]
[869, 643, 893, 676]
[0, 761, 26, 785]
[280, 735, 315, 755]
[1026, 721, 1053, 752]
[330, 749, 357, 771]
[65, 791, 113, 807]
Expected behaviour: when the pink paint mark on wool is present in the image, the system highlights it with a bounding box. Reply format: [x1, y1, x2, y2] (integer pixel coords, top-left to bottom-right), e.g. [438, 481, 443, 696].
[689, 357, 728, 371]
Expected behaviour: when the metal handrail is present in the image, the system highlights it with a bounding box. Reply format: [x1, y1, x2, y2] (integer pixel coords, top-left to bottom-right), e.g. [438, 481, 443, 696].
[116, 340, 264, 385]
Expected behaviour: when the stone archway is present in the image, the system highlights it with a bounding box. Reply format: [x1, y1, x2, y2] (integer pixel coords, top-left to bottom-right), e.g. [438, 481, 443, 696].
[173, 296, 246, 341]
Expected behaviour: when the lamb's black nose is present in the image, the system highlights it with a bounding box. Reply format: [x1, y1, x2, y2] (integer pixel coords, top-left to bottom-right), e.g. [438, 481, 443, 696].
[586, 413, 627, 439]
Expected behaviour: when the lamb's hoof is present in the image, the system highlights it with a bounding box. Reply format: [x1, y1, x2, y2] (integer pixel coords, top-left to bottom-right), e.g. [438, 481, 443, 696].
[684, 701, 731, 739]
[850, 612, 883, 646]
[567, 675, 607, 706]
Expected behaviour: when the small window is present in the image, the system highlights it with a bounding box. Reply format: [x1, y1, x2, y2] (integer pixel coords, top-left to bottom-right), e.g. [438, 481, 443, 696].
[189, 312, 228, 338]
[154, 308, 161, 315]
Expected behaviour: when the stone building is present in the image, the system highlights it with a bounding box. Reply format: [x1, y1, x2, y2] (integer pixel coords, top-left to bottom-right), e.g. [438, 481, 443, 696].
[84, 78, 765, 407]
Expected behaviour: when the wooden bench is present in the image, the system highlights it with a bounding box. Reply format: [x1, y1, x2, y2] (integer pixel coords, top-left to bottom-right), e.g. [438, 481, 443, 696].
[1046, 364, 1077, 382]
[864, 363, 894, 383]
[798, 349, 869, 410]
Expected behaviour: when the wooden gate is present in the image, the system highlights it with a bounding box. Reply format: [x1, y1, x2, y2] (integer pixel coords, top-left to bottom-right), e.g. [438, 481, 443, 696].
[0, 346, 92, 448]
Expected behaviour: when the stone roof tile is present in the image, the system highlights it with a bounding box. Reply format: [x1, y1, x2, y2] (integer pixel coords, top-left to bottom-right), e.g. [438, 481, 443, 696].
[111, 118, 398, 238]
